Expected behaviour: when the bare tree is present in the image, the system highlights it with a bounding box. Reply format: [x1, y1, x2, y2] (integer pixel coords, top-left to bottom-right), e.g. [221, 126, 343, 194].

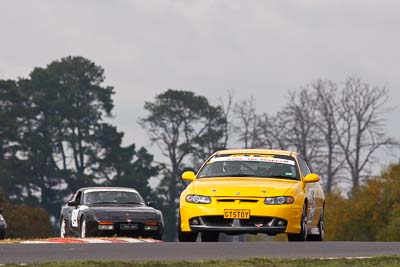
[312, 79, 344, 193]
[280, 89, 323, 164]
[258, 112, 288, 150]
[335, 77, 394, 190]
[218, 89, 234, 148]
[233, 96, 261, 148]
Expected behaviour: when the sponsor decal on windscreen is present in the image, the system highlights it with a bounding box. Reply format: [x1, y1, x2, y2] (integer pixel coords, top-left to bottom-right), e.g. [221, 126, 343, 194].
[209, 156, 295, 166]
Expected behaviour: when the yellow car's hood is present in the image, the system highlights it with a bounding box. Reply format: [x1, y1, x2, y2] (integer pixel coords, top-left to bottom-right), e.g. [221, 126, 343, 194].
[192, 177, 299, 197]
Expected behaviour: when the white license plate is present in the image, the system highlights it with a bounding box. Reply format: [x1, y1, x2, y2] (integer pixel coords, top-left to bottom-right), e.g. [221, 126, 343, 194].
[120, 224, 138, 230]
[224, 209, 250, 219]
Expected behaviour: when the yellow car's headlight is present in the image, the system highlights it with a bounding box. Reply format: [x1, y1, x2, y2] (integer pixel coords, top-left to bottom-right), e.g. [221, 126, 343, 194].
[185, 194, 211, 204]
[264, 196, 294, 205]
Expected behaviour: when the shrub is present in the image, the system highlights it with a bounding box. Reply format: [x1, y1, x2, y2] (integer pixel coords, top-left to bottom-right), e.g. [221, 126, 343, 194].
[325, 163, 400, 241]
[1, 203, 52, 239]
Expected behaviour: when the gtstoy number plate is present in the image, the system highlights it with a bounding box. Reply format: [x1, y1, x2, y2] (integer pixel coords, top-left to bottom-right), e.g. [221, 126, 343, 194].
[224, 209, 250, 219]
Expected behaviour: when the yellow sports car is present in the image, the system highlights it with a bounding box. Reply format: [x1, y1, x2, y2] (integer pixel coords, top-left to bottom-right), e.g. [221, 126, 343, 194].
[178, 149, 325, 242]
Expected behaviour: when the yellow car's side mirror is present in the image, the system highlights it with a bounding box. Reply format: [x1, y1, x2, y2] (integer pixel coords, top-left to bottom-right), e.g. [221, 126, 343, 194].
[303, 173, 320, 183]
[182, 171, 196, 182]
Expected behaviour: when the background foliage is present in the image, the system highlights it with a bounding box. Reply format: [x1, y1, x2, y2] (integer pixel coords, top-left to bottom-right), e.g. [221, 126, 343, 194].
[325, 163, 400, 241]
[0, 190, 52, 238]
[0, 56, 398, 240]
[2, 204, 53, 239]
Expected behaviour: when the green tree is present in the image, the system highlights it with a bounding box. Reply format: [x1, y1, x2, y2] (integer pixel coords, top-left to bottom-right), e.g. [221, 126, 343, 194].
[191, 103, 227, 169]
[325, 163, 400, 241]
[1, 56, 159, 222]
[375, 164, 400, 241]
[97, 123, 159, 200]
[140, 89, 226, 240]
[0, 80, 33, 203]
[14, 56, 116, 216]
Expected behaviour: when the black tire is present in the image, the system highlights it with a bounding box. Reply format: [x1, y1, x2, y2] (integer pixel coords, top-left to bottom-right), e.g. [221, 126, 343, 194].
[177, 215, 197, 242]
[287, 204, 308, 242]
[153, 231, 163, 241]
[178, 230, 198, 242]
[201, 232, 219, 242]
[307, 210, 324, 241]
[0, 230, 5, 240]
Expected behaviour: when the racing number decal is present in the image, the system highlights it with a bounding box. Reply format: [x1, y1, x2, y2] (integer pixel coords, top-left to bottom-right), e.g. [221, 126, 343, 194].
[71, 205, 89, 227]
[71, 209, 79, 227]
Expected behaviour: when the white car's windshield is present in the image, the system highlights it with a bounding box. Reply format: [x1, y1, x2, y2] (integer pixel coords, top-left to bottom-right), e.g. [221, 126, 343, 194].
[197, 154, 299, 180]
[83, 191, 145, 205]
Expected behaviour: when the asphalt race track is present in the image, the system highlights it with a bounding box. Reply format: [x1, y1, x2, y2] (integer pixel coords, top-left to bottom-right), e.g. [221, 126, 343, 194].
[1, 242, 400, 264]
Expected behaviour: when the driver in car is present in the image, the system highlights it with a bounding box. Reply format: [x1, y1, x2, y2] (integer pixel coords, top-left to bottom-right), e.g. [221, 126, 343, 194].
[223, 161, 241, 175]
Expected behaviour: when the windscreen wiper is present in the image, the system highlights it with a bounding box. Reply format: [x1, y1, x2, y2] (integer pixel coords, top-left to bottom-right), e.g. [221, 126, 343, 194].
[119, 202, 144, 205]
[223, 174, 255, 177]
[198, 174, 255, 178]
[90, 201, 117, 205]
[267, 175, 297, 180]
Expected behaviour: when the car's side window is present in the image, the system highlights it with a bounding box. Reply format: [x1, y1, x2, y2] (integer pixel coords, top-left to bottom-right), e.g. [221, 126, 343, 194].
[75, 191, 82, 205]
[68, 193, 76, 202]
[297, 156, 311, 177]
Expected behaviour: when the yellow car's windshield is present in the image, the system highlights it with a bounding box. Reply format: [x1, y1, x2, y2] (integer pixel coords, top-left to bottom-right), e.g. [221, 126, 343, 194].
[197, 154, 299, 180]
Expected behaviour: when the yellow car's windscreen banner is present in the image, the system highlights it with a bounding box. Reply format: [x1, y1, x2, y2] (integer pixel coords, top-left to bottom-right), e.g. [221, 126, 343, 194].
[209, 156, 295, 166]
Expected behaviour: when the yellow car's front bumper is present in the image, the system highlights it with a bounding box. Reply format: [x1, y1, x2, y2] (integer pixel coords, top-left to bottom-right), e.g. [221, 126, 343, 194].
[180, 197, 302, 235]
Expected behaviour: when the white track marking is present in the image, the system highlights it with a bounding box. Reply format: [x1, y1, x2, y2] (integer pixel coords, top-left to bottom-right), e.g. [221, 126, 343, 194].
[115, 237, 144, 243]
[81, 238, 112, 243]
[20, 237, 159, 244]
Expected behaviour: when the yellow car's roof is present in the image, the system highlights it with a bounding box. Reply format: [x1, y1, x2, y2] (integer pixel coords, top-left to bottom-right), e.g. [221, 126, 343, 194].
[215, 149, 297, 157]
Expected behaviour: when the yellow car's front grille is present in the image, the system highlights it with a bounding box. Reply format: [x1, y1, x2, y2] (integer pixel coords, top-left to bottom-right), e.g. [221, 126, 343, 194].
[198, 215, 285, 227]
[216, 199, 259, 203]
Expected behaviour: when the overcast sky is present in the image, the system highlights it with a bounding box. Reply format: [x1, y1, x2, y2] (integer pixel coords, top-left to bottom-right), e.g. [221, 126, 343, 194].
[1, 0, 399, 167]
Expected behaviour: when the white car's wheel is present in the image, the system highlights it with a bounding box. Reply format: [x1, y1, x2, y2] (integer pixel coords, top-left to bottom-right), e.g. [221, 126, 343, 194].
[80, 219, 87, 238]
[60, 219, 67, 238]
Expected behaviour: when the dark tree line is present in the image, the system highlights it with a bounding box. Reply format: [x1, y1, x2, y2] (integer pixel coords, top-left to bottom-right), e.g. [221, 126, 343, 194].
[0, 56, 158, 221]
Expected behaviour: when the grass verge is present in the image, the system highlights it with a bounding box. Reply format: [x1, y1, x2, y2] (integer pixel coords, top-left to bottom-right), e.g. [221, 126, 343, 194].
[3, 256, 400, 267]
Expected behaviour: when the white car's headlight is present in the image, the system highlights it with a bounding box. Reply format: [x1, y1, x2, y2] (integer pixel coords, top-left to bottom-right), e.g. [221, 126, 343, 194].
[185, 194, 211, 204]
[264, 196, 294, 205]
[0, 214, 3, 221]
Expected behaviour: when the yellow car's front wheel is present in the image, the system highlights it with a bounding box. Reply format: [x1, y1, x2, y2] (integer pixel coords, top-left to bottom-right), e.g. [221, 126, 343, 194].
[287, 204, 308, 242]
[307, 209, 324, 241]
[178, 215, 197, 242]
